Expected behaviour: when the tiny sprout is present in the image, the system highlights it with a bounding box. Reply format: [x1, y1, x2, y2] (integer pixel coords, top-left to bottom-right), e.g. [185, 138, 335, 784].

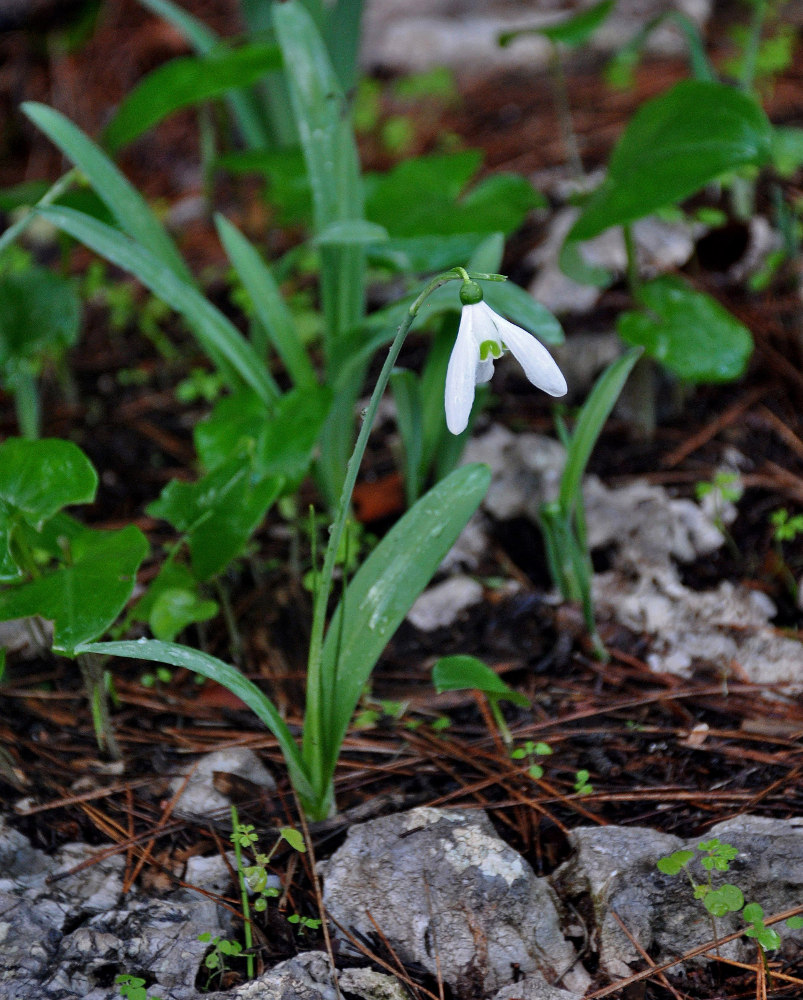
[288, 914, 322, 934]
[657, 849, 695, 876]
[743, 902, 782, 951]
[511, 740, 552, 781]
[771, 507, 803, 542]
[115, 974, 163, 1000]
[280, 826, 306, 853]
[574, 769, 593, 795]
[697, 838, 739, 872]
[231, 823, 259, 849]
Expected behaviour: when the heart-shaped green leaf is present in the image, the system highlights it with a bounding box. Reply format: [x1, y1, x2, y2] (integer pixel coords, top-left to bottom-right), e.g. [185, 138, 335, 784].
[570, 81, 772, 241]
[617, 276, 753, 383]
[0, 524, 147, 654]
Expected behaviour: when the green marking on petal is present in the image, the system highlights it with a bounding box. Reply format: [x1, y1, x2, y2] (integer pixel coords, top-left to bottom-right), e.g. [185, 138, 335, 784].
[479, 339, 504, 361]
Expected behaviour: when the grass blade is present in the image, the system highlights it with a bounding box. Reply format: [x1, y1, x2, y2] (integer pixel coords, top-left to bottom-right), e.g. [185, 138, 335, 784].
[104, 43, 281, 153]
[559, 347, 642, 516]
[39, 206, 278, 405]
[23, 102, 190, 281]
[78, 638, 312, 802]
[215, 214, 317, 387]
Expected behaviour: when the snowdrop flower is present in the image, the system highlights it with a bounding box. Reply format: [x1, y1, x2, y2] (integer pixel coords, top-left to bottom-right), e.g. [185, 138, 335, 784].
[445, 281, 567, 434]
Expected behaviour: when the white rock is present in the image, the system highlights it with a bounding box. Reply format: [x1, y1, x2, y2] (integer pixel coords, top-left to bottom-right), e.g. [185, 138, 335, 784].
[169, 747, 276, 822]
[406, 574, 484, 631]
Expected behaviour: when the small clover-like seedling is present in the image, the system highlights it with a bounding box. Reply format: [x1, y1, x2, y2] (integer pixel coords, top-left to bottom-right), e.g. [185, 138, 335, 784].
[704, 883, 744, 918]
[231, 823, 259, 849]
[115, 974, 162, 1000]
[697, 838, 739, 872]
[511, 739, 553, 780]
[198, 933, 244, 989]
[288, 914, 322, 934]
[770, 508, 803, 542]
[574, 769, 593, 795]
[743, 903, 782, 951]
[657, 849, 696, 876]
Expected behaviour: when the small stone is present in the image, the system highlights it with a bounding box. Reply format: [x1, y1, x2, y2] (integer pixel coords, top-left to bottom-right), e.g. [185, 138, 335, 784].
[168, 747, 276, 822]
[406, 575, 484, 631]
[338, 967, 409, 1000]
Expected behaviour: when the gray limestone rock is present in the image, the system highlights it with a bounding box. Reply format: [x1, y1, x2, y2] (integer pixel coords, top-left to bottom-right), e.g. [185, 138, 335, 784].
[168, 747, 276, 823]
[407, 574, 484, 631]
[320, 806, 590, 997]
[492, 974, 585, 1000]
[552, 818, 803, 979]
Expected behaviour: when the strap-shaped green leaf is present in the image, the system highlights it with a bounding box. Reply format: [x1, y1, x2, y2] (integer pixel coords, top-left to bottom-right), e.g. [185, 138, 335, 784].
[38, 206, 278, 405]
[23, 102, 190, 281]
[312, 462, 491, 780]
[272, 0, 364, 354]
[558, 347, 642, 517]
[104, 43, 281, 152]
[77, 637, 312, 803]
[215, 214, 317, 387]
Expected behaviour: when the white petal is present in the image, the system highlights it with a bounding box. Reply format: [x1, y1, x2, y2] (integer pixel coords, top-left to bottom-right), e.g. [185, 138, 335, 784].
[493, 314, 567, 397]
[445, 305, 480, 434]
[475, 357, 495, 384]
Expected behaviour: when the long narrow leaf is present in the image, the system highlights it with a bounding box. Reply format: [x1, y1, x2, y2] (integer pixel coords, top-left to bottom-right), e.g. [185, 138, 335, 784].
[78, 638, 313, 802]
[23, 102, 190, 281]
[39, 206, 278, 405]
[311, 463, 491, 784]
[104, 43, 281, 152]
[215, 214, 317, 387]
[137, 0, 218, 51]
[559, 347, 642, 515]
[272, 0, 364, 351]
[136, 0, 269, 148]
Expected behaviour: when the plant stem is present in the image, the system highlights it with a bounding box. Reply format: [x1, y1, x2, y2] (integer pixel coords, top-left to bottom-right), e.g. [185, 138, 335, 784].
[303, 269, 502, 814]
[78, 652, 120, 759]
[230, 804, 255, 981]
[738, 0, 768, 94]
[0, 168, 78, 258]
[549, 47, 584, 181]
[622, 223, 641, 297]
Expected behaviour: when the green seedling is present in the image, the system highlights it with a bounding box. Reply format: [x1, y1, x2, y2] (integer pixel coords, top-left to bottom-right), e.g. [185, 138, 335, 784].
[574, 769, 594, 795]
[511, 740, 553, 780]
[432, 654, 529, 749]
[229, 806, 307, 979]
[657, 837, 802, 968]
[770, 507, 803, 601]
[695, 471, 743, 557]
[197, 933, 243, 990]
[540, 348, 642, 659]
[139, 667, 173, 688]
[115, 974, 162, 1000]
[287, 914, 322, 935]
